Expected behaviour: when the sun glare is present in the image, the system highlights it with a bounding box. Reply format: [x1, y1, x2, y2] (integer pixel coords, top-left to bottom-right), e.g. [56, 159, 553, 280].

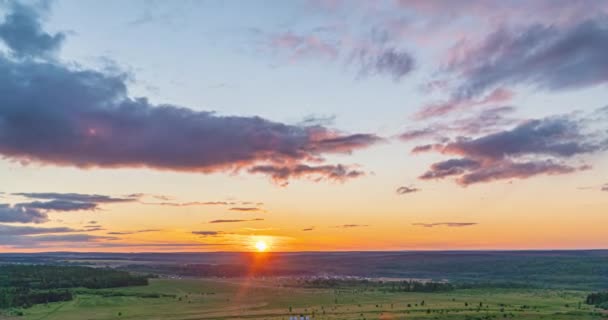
[255, 240, 268, 252]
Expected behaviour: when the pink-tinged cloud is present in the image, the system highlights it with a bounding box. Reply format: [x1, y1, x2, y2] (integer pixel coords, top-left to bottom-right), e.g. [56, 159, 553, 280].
[0, 4, 381, 185]
[443, 17, 608, 100]
[415, 113, 607, 186]
[415, 88, 514, 120]
[412, 222, 477, 228]
[248, 164, 365, 185]
[270, 32, 339, 60]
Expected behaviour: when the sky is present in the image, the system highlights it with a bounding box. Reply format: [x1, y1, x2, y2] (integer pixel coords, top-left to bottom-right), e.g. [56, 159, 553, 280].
[0, 0, 607, 252]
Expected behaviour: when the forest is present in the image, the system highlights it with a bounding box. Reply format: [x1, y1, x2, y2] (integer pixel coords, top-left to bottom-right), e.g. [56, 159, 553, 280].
[0, 265, 149, 309]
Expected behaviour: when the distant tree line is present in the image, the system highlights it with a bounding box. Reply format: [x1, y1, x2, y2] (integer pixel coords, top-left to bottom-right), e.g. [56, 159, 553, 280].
[125, 263, 312, 278]
[0, 265, 148, 290]
[0, 288, 72, 309]
[586, 292, 608, 309]
[295, 278, 455, 292]
[0, 265, 150, 309]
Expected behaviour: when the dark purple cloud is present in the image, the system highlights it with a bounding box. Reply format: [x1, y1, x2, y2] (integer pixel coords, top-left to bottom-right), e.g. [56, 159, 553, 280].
[192, 231, 226, 237]
[412, 222, 478, 228]
[0, 192, 138, 223]
[396, 185, 420, 195]
[248, 164, 365, 185]
[22, 234, 118, 243]
[0, 4, 379, 184]
[0, 224, 79, 235]
[455, 160, 579, 186]
[419, 158, 481, 180]
[440, 118, 600, 160]
[415, 114, 605, 186]
[14, 192, 136, 203]
[0, 204, 48, 223]
[0, 2, 65, 58]
[24, 200, 98, 212]
[445, 17, 608, 102]
[602, 184, 608, 191]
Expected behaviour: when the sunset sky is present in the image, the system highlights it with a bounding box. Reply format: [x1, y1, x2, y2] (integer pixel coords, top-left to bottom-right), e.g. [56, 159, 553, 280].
[1, 0, 607, 252]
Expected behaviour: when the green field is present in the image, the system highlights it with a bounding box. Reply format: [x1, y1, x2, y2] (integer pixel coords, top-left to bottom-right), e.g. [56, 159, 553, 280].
[12, 278, 607, 320]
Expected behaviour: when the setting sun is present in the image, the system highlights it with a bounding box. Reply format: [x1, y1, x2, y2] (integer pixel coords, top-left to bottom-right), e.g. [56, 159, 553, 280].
[255, 240, 268, 252]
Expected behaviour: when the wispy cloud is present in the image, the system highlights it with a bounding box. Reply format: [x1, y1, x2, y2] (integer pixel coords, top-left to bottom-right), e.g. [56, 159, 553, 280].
[209, 218, 264, 224]
[412, 222, 478, 228]
[0, 224, 80, 235]
[192, 231, 228, 237]
[229, 207, 263, 212]
[333, 224, 368, 228]
[396, 185, 420, 195]
[107, 229, 160, 235]
[0, 192, 138, 224]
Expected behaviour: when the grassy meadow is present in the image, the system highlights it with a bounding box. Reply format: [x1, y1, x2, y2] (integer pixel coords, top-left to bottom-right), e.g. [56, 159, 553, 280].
[14, 278, 607, 320]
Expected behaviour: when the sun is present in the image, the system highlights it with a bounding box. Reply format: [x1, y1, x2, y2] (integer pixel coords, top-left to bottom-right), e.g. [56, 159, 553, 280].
[255, 240, 268, 252]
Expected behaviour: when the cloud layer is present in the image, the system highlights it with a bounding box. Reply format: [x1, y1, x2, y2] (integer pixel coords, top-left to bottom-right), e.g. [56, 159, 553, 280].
[414, 114, 605, 186]
[0, 3, 379, 184]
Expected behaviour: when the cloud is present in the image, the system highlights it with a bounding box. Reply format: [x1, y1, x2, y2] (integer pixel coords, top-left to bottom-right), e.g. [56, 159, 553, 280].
[355, 47, 415, 81]
[415, 88, 514, 120]
[602, 184, 608, 191]
[269, 32, 339, 60]
[0, 232, 119, 248]
[302, 227, 315, 231]
[0, 224, 79, 235]
[333, 224, 368, 228]
[24, 200, 98, 211]
[209, 218, 264, 224]
[229, 207, 262, 212]
[396, 185, 420, 194]
[14, 192, 136, 203]
[415, 114, 606, 186]
[402, 106, 520, 143]
[0, 203, 48, 223]
[419, 158, 481, 180]
[412, 222, 478, 228]
[0, 1, 65, 58]
[248, 164, 365, 185]
[25, 234, 118, 242]
[444, 17, 608, 101]
[398, 128, 436, 142]
[142, 201, 232, 207]
[0, 3, 379, 184]
[192, 231, 226, 237]
[440, 118, 600, 160]
[0, 192, 138, 223]
[268, 29, 415, 81]
[107, 229, 160, 235]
